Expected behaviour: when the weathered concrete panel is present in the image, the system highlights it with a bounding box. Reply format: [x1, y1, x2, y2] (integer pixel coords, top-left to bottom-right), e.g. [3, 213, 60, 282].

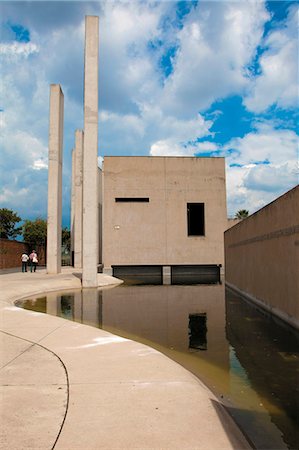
[224, 185, 299, 330]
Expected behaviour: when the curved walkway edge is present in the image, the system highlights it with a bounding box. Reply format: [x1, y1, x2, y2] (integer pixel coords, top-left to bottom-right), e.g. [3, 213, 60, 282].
[0, 268, 252, 449]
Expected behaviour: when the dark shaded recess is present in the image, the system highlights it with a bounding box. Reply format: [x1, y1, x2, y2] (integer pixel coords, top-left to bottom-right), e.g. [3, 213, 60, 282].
[187, 203, 205, 236]
[115, 198, 149, 203]
[171, 265, 221, 284]
[112, 265, 163, 285]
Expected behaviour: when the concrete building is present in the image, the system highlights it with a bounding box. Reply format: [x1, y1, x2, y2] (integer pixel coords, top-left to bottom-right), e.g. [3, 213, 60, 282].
[102, 156, 227, 284]
[225, 185, 299, 330]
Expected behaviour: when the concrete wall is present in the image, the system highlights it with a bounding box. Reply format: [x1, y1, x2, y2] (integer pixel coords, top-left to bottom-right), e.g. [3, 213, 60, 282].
[102, 156, 227, 270]
[224, 185, 299, 330]
[227, 218, 241, 229]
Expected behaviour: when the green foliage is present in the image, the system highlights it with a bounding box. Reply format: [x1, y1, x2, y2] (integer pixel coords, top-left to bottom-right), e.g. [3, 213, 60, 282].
[235, 209, 249, 220]
[62, 227, 71, 252]
[0, 208, 22, 239]
[22, 218, 47, 247]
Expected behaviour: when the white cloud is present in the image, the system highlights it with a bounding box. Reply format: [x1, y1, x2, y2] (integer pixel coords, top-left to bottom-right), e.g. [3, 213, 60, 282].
[0, 41, 39, 58]
[150, 140, 195, 157]
[195, 141, 218, 152]
[150, 137, 219, 158]
[0, 1, 297, 225]
[224, 123, 298, 216]
[224, 122, 298, 166]
[161, 1, 269, 116]
[244, 5, 298, 112]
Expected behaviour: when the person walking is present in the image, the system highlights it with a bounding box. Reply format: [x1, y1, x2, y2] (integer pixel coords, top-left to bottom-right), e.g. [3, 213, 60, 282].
[29, 250, 38, 272]
[21, 253, 29, 272]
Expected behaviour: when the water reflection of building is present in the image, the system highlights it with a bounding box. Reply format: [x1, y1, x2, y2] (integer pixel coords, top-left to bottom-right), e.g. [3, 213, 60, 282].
[226, 289, 299, 450]
[46, 290, 102, 329]
[44, 284, 229, 392]
[101, 284, 230, 392]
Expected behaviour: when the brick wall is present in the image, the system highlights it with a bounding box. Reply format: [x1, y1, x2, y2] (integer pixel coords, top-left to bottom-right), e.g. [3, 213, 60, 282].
[0, 239, 46, 269]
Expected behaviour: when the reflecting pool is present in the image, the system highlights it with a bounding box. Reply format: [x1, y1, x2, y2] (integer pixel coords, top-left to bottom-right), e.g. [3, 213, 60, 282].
[17, 284, 299, 449]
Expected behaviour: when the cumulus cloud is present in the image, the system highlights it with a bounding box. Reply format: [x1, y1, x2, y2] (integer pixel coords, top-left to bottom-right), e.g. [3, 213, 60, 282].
[224, 122, 298, 215]
[244, 4, 298, 112]
[0, 1, 297, 224]
[161, 1, 269, 117]
[0, 41, 39, 57]
[150, 137, 218, 157]
[224, 122, 298, 166]
[150, 140, 195, 157]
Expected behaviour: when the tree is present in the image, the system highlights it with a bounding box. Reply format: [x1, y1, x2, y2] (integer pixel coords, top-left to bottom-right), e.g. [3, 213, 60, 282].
[0, 208, 22, 239]
[62, 227, 71, 252]
[22, 218, 47, 248]
[235, 209, 249, 220]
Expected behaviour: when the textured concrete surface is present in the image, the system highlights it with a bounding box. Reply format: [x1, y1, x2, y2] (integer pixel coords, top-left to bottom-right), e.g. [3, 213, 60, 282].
[0, 268, 251, 449]
[82, 15, 99, 288]
[74, 129, 84, 269]
[47, 84, 64, 275]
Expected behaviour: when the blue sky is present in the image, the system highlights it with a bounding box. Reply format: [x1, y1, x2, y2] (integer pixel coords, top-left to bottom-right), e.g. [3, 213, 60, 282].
[0, 1, 298, 227]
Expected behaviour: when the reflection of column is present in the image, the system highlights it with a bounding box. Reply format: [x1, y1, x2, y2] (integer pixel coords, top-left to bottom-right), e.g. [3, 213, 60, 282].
[82, 289, 102, 328]
[70, 148, 76, 266]
[46, 293, 60, 316]
[47, 84, 64, 274]
[82, 16, 99, 287]
[73, 290, 83, 323]
[74, 130, 84, 268]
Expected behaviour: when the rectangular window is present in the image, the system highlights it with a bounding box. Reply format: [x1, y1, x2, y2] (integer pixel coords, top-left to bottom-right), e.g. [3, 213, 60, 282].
[115, 197, 149, 203]
[187, 203, 205, 236]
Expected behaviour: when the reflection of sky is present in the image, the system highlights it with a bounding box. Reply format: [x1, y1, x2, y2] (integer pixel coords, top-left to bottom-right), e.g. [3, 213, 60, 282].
[229, 345, 251, 388]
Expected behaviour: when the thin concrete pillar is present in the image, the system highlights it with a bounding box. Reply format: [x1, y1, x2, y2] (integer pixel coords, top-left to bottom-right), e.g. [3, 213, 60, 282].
[82, 16, 99, 287]
[47, 84, 64, 274]
[74, 130, 84, 268]
[70, 148, 76, 266]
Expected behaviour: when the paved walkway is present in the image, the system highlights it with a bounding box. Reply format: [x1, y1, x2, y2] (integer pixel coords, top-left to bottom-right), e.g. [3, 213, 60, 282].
[0, 268, 251, 449]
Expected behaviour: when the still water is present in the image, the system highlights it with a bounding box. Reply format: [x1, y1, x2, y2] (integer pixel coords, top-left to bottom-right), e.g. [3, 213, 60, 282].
[17, 284, 299, 449]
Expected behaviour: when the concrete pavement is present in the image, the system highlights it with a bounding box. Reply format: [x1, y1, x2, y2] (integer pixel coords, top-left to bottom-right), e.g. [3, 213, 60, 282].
[0, 268, 251, 449]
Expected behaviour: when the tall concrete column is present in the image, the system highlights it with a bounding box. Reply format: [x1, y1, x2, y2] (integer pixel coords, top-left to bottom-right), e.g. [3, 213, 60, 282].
[70, 148, 76, 266]
[82, 16, 99, 287]
[74, 129, 84, 268]
[47, 84, 64, 274]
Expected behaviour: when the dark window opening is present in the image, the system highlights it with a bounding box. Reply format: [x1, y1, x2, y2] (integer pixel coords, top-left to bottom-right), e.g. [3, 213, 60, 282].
[115, 198, 149, 203]
[187, 203, 205, 236]
[189, 313, 207, 351]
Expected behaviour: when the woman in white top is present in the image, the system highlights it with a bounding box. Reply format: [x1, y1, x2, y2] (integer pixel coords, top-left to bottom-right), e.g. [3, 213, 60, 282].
[29, 250, 38, 272]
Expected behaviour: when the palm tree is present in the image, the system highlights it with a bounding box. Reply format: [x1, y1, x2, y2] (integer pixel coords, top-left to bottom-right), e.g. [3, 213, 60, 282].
[235, 209, 249, 220]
